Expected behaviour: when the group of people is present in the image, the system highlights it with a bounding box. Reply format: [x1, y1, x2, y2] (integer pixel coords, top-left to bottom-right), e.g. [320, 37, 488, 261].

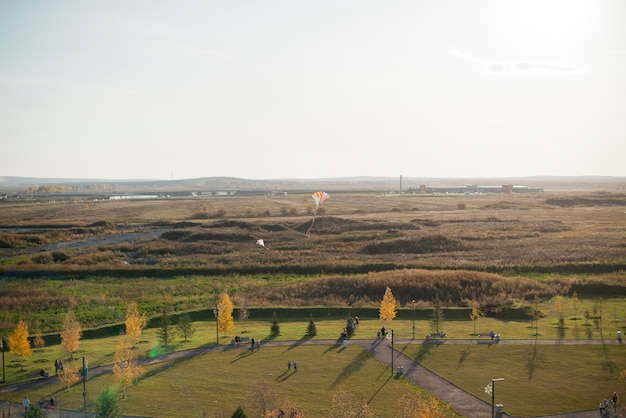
[599, 392, 618, 415]
[287, 360, 298, 371]
[54, 358, 64, 375]
[377, 326, 387, 339]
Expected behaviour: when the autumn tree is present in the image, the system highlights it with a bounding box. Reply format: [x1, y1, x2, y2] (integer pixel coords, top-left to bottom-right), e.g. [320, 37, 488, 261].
[238, 303, 250, 333]
[328, 387, 376, 418]
[469, 301, 481, 336]
[125, 301, 147, 348]
[58, 360, 80, 391]
[217, 293, 234, 338]
[379, 287, 397, 323]
[555, 296, 565, 330]
[8, 320, 32, 371]
[176, 313, 195, 342]
[571, 291, 579, 319]
[397, 391, 450, 418]
[531, 295, 542, 337]
[430, 295, 445, 335]
[60, 311, 82, 359]
[113, 334, 144, 399]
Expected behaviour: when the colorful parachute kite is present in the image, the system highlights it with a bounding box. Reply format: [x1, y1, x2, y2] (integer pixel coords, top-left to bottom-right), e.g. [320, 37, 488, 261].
[311, 191, 329, 210]
[306, 191, 329, 238]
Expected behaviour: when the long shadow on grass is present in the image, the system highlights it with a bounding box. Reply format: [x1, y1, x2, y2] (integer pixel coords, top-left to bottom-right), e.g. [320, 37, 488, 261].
[411, 341, 435, 363]
[525, 335, 539, 379]
[330, 350, 372, 388]
[230, 348, 255, 364]
[275, 370, 297, 383]
[456, 338, 475, 370]
[285, 335, 314, 351]
[367, 375, 392, 404]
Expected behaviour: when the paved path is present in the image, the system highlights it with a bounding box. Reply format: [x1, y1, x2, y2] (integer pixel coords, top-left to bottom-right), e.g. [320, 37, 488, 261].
[1, 338, 619, 417]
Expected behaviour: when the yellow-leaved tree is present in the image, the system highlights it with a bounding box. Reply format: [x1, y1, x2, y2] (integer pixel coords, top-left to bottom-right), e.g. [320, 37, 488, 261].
[469, 301, 481, 336]
[397, 391, 450, 418]
[379, 287, 397, 323]
[113, 334, 144, 399]
[61, 311, 82, 359]
[58, 360, 80, 391]
[8, 320, 32, 371]
[217, 293, 234, 337]
[125, 301, 147, 348]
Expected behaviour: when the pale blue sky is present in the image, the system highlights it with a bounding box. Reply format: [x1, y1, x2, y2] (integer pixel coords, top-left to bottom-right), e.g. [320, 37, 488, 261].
[1, 1, 625, 180]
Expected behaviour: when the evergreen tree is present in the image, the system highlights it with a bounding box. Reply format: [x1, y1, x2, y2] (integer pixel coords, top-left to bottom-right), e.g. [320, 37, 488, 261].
[430, 295, 445, 334]
[345, 314, 355, 338]
[94, 386, 122, 418]
[157, 303, 173, 347]
[306, 316, 317, 337]
[176, 314, 195, 342]
[231, 406, 248, 418]
[270, 312, 280, 337]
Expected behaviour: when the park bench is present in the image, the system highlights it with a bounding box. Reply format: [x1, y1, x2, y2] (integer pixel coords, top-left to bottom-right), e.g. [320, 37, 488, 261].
[231, 336, 251, 346]
[425, 332, 446, 343]
[28, 369, 49, 381]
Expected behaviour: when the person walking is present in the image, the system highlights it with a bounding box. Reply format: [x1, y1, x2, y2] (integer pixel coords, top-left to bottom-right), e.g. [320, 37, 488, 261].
[23, 396, 30, 413]
[613, 392, 618, 411]
[293, 360, 297, 371]
[288, 360, 292, 370]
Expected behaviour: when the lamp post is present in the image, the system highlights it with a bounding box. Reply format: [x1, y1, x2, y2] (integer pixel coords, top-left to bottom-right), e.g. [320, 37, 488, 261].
[387, 329, 398, 377]
[412, 299, 416, 340]
[485, 378, 504, 418]
[82, 356, 87, 409]
[213, 307, 219, 345]
[1, 338, 5, 383]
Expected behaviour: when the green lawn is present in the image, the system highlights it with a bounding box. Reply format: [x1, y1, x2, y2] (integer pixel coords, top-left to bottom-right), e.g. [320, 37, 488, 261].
[2, 308, 625, 417]
[398, 343, 626, 417]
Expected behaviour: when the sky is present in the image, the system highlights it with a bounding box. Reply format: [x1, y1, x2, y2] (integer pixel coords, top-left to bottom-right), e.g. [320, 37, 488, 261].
[1, 1, 625, 180]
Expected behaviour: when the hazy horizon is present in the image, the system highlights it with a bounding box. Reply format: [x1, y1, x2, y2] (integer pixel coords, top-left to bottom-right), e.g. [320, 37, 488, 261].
[2, 1, 625, 180]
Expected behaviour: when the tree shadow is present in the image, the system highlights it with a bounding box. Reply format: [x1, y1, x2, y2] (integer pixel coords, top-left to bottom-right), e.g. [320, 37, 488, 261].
[330, 350, 371, 388]
[367, 375, 392, 404]
[456, 339, 475, 370]
[524, 335, 540, 380]
[286, 335, 314, 351]
[411, 341, 435, 362]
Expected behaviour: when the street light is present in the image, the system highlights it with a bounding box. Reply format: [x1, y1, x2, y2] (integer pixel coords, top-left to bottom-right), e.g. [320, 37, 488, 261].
[387, 329, 398, 377]
[485, 378, 504, 418]
[82, 356, 87, 409]
[213, 307, 219, 345]
[412, 299, 416, 340]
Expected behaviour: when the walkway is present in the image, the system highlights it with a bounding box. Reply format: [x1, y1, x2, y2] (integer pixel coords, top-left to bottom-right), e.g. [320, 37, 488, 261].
[0, 338, 618, 417]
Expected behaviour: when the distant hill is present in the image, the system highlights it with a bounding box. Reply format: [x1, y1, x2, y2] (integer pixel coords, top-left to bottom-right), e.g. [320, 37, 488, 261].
[1, 175, 625, 193]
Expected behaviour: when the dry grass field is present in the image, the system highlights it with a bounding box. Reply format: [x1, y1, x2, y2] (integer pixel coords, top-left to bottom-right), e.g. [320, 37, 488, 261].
[0, 188, 625, 334]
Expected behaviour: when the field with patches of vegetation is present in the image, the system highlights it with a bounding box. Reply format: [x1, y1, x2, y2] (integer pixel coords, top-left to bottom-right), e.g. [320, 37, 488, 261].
[1, 189, 624, 335]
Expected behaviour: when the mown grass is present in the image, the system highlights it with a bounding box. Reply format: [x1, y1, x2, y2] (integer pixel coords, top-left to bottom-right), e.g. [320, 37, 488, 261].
[2, 309, 626, 416]
[399, 343, 626, 417]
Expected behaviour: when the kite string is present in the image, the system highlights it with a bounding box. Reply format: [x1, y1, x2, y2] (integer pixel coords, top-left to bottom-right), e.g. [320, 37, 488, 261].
[306, 209, 319, 238]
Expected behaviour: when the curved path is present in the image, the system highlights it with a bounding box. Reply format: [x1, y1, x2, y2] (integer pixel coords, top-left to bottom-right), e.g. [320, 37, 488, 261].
[1, 338, 618, 417]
